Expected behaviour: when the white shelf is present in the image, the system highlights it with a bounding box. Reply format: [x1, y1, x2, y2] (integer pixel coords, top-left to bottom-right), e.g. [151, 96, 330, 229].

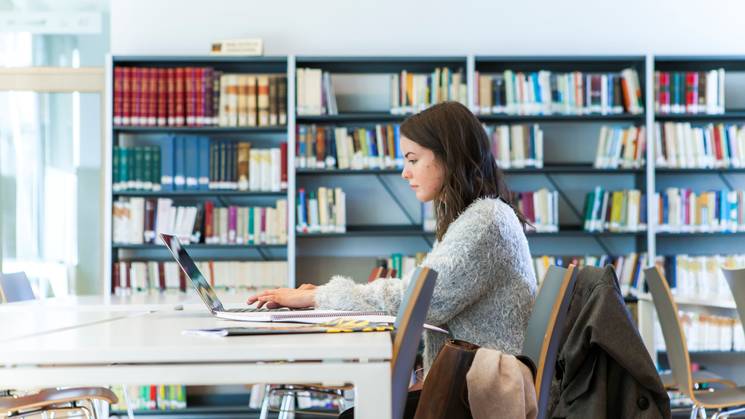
[636, 293, 737, 310]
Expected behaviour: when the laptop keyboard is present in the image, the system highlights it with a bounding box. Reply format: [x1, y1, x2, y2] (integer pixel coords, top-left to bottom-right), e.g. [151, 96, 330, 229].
[225, 307, 291, 313]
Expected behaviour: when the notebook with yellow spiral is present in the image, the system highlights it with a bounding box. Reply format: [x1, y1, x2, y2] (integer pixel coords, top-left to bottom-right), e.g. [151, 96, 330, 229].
[183, 318, 394, 337]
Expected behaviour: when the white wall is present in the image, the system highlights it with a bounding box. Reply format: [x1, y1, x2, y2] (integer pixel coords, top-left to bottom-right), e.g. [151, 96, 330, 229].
[112, 0, 745, 55]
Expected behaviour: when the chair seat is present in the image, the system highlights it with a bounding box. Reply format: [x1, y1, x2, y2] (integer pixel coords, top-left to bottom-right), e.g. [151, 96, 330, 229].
[0, 387, 118, 414]
[694, 386, 745, 409]
[660, 370, 736, 389]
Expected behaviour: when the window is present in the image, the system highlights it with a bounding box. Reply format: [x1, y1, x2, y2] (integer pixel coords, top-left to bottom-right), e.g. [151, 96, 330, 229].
[0, 16, 107, 298]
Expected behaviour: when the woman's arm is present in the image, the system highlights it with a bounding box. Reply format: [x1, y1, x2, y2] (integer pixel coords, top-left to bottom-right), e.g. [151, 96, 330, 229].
[314, 274, 407, 315]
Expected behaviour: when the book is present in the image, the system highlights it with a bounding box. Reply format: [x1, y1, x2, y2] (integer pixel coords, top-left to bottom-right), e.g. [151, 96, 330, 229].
[654, 69, 725, 115]
[113, 65, 287, 127]
[183, 318, 395, 337]
[473, 68, 643, 115]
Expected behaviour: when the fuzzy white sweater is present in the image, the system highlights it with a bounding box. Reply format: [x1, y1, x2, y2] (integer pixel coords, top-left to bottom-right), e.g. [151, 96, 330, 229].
[314, 198, 537, 369]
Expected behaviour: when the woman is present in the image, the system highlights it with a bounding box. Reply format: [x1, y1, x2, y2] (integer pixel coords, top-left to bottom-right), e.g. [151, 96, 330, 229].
[248, 101, 536, 368]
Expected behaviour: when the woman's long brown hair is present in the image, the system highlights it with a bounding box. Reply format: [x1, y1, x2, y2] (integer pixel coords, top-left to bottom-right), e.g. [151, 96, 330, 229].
[401, 101, 527, 241]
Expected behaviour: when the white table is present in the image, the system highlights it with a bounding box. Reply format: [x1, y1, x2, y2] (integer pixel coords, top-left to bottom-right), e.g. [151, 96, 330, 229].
[0, 308, 144, 343]
[0, 310, 392, 419]
[0, 291, 253, 312]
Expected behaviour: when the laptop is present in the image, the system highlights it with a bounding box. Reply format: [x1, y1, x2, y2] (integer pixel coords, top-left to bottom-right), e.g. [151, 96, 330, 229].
[159, 233, 294, 318]
[160, 233, 387, 322]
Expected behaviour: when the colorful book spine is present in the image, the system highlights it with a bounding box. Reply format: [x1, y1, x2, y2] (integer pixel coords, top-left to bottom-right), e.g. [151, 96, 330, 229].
[655, 69, 725, 115]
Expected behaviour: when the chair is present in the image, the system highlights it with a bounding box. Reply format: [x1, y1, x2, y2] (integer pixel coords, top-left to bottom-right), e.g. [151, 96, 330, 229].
[645, 266, 745, 419]
[261, 267, 438, 419]
[0, 272, 35, 303]
[522, 264, 577, 419]
[0, 272, 119, 418]
[721, 267, 745, 340]
[0, 387, 118, 418]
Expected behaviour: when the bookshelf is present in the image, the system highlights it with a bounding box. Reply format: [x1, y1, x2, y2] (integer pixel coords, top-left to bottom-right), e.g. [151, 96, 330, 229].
[293, 56, 467, 281]
[105, 55, 293, 296]
[104, 54, 745, 383]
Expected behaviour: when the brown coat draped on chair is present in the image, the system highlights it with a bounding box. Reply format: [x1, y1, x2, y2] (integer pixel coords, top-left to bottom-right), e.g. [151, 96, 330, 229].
[548, 266, 671, 419]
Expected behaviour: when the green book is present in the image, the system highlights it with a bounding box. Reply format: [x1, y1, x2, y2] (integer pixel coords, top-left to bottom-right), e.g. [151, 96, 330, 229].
[152, 146, 161, 190]
[143, 146, 153, 190]
[120, 147, 131, 190]
[113, 146, 121, 190]
[391, 253, 403, 278]
[134, 147, 145, 190]
[248, 206, 255, 244]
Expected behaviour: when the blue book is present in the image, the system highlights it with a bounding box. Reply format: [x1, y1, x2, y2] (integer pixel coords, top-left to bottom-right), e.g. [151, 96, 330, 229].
[184, 136, 199, 190]
[531, 73, 541, 110]
[198, 136, 210, 190]
[174, 136, 187, 190]
[394, 125, 402, 166]
[325, 127, 337, 167]
[298, 125, 307, 167]
[368, 129, 377, 159]
[160, 136, 175, 191]
[718, 190, 727, 229]
[667, 257, 677, 290]
[297, 189, 307, 232]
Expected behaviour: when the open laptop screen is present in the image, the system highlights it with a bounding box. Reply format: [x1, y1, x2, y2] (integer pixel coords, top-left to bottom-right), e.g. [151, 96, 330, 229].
[160, 233, 224, 313]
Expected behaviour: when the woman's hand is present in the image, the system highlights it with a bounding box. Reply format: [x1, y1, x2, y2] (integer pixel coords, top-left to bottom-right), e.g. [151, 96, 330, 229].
[247, 286, 317, 309]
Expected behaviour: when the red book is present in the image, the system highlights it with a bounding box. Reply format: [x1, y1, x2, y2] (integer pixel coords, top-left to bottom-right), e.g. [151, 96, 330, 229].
[204, 200, 214, 243]
[280, 142, 288, 190]
[144, 198, 156, 243]
[713, 124, 723, 164]
[368, 266, 385, 283]
[113, 67, 123, 125]
[121, 67, 131, 125]
[525, 192, 535, 225]
[195, 67, 205, 126]
[112, 262, 120, 294]
[167, 68, 176, 126]
[149, 385, 157, 409]
[184, 67, 194, 126]
[659, 72, 670, 113]
[157, 68, 167, 126]
[175, 67, 186, 126]
[685, 72, 699, 114]
[132, 67, 142, 125]
[228, 205, 237, 244]
[179, 269, 186, 292]
[125, 261, 132, 290]
[204, 67, 213, 125]
[158, 262, 166, 291]
[148, 67, 158, 126]
[620, 77, 631, 114]
[260, 207, 267, 244]
[140, 68, 150, 126]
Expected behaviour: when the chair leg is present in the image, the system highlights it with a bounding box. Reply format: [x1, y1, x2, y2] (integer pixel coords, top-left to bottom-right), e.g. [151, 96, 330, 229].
[691, 406, 700, 419]
[714, 405, 745, 419]
[259, 385, 271, 419]
[699, 407, 707, 419]
[278, 392, 292, 419]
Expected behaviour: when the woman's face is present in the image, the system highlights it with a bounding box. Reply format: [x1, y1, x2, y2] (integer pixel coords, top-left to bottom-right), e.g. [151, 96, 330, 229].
[400, 135, 445, 203]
